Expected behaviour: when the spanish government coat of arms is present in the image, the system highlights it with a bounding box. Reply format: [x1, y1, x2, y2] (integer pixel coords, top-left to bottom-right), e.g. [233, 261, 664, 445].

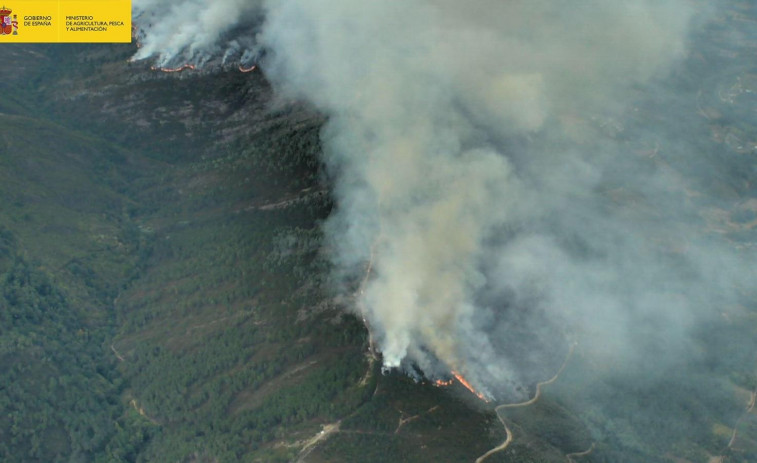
[0, 6, 18, 35]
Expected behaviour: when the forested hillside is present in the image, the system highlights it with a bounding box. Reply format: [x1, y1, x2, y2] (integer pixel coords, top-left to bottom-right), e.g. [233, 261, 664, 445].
[3, 2, 757, 458]
[0, 44, 501, 462]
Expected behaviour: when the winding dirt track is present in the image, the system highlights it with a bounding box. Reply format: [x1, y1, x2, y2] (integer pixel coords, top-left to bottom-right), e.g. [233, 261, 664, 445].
[475, 421, 513, 463]
[111, 343, 125, 362]
[394, 405, 440, 434]
[721, 387, 757, 455]
[356, 243, 379, 358]
[475, 342, 577, 463]
[566, 443, 595, 462]
[296, 422, 341, 463]
[129, 398, 160, 425]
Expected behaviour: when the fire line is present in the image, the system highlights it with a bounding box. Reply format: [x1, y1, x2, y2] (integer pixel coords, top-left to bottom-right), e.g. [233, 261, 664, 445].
[451, 370, 490, 402]
[151, 64, 196, 73]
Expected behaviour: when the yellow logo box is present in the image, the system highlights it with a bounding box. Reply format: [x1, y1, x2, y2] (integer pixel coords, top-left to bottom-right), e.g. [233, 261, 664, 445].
[0, 0, 131, 42]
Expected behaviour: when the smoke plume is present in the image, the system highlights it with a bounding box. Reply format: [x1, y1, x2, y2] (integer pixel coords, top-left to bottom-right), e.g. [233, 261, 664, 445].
[132, 0, 263, 66]
[134, 0, 757, 457]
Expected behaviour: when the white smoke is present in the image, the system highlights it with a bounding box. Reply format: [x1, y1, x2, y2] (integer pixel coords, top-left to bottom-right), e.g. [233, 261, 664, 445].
[132, 0, 757, 419]
[132, 0, 262, 65]
[258, 0, 720, 387]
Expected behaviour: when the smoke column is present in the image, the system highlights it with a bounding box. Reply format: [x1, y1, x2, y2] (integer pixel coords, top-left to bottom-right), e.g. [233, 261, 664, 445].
[133, 0, 757, 456]
[258, 0, 741, 391]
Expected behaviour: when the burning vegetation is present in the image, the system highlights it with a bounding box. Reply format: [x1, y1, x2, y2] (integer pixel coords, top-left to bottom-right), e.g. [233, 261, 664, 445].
[150, 64, 196, 73]
[431, 372, 490, 403]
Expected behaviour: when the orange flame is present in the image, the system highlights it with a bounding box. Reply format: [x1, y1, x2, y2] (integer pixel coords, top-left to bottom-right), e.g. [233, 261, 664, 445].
[451, 370, 490, 402]
[131, 24, 142, 48]
[151, 64, 196, 73]
[433, 378, 454, 387]
[239, 64, 257, 73]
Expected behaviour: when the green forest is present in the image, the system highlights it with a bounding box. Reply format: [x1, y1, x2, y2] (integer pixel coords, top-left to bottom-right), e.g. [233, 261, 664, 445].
[0, 44, 500, 462]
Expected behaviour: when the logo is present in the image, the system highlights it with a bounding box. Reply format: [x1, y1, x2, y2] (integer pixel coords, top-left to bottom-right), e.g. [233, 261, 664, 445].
[0, 6, 18, 35]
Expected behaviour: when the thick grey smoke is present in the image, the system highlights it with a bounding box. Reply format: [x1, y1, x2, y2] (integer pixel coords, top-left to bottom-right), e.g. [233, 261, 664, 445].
[132, 0, 262, 66]
[133, 0, 757, 457]
[258, 0, 727, 387]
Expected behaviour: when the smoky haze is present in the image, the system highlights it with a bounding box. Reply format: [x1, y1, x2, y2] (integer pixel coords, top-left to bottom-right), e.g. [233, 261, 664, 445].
[133, 0, 757, 458]
[132, 0, 263, 66]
